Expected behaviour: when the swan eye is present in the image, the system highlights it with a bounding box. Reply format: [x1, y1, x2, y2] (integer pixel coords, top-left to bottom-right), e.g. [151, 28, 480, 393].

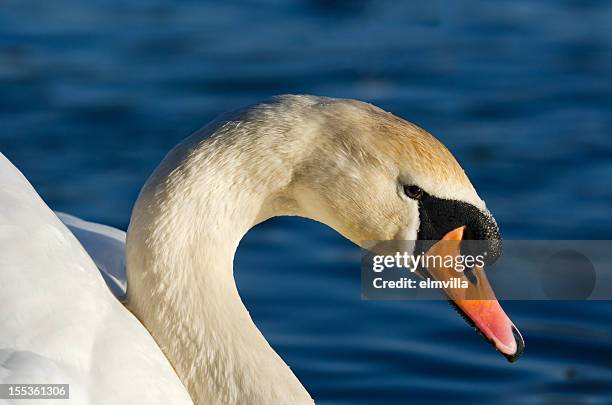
[404, 185, 424, 200]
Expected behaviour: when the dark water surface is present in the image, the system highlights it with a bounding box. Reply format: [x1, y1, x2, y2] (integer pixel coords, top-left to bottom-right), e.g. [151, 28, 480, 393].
[1, 1, 612, 403]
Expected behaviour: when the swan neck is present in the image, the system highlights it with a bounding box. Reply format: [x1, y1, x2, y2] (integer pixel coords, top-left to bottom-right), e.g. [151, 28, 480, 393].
[126, 120, 314, 404]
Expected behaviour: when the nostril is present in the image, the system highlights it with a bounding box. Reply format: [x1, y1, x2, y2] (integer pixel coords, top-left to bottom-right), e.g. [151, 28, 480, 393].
[463, 265, 479, 285]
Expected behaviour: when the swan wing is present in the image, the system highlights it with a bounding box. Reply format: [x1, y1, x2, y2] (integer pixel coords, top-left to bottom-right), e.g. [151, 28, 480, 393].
[0, 153, 193, 405]
[55, 212, 127, 301]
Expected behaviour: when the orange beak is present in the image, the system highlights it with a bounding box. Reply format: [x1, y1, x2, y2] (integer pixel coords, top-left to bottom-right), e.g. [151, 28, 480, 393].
[425, 226, 524, 362]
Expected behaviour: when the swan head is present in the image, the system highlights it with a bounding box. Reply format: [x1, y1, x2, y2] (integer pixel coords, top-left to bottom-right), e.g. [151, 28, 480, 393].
[291, 98, 498, 257]
[284, 96, 522, 361]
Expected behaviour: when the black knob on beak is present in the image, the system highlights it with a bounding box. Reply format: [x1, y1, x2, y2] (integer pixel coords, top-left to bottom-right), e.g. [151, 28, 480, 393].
[415, 193, 501, 264]
[461, 213, 502, 265]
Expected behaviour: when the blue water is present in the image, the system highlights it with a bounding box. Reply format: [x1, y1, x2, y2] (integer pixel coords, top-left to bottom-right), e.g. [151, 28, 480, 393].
[1, 1, 612, 403]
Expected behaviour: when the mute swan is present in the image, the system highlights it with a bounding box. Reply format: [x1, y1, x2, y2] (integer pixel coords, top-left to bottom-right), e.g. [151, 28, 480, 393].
[0, 95, 524, 405]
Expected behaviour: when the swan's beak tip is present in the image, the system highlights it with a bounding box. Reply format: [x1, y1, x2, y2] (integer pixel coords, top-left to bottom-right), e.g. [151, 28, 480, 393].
[428, 225, 525, 363]
[503, 325, 525, 363]
[453, 298, 525, 363]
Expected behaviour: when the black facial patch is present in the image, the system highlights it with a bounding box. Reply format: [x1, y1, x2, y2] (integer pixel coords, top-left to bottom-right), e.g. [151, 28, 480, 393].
[414, 191, 502, 265]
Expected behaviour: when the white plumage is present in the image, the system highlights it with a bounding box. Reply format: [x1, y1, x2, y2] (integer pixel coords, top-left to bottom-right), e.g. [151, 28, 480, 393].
[0, 153, 192, 405]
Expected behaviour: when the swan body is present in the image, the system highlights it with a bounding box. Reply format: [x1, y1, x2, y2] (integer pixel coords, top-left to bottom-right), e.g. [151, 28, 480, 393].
[0, 155, 192, 404]
[56, 212, 127, 300]
[0, 95, 522, 405]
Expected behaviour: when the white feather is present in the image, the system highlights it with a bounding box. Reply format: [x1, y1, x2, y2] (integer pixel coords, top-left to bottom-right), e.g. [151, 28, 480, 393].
[55, 212, 127, 300]
[0, 153, 192, 405]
